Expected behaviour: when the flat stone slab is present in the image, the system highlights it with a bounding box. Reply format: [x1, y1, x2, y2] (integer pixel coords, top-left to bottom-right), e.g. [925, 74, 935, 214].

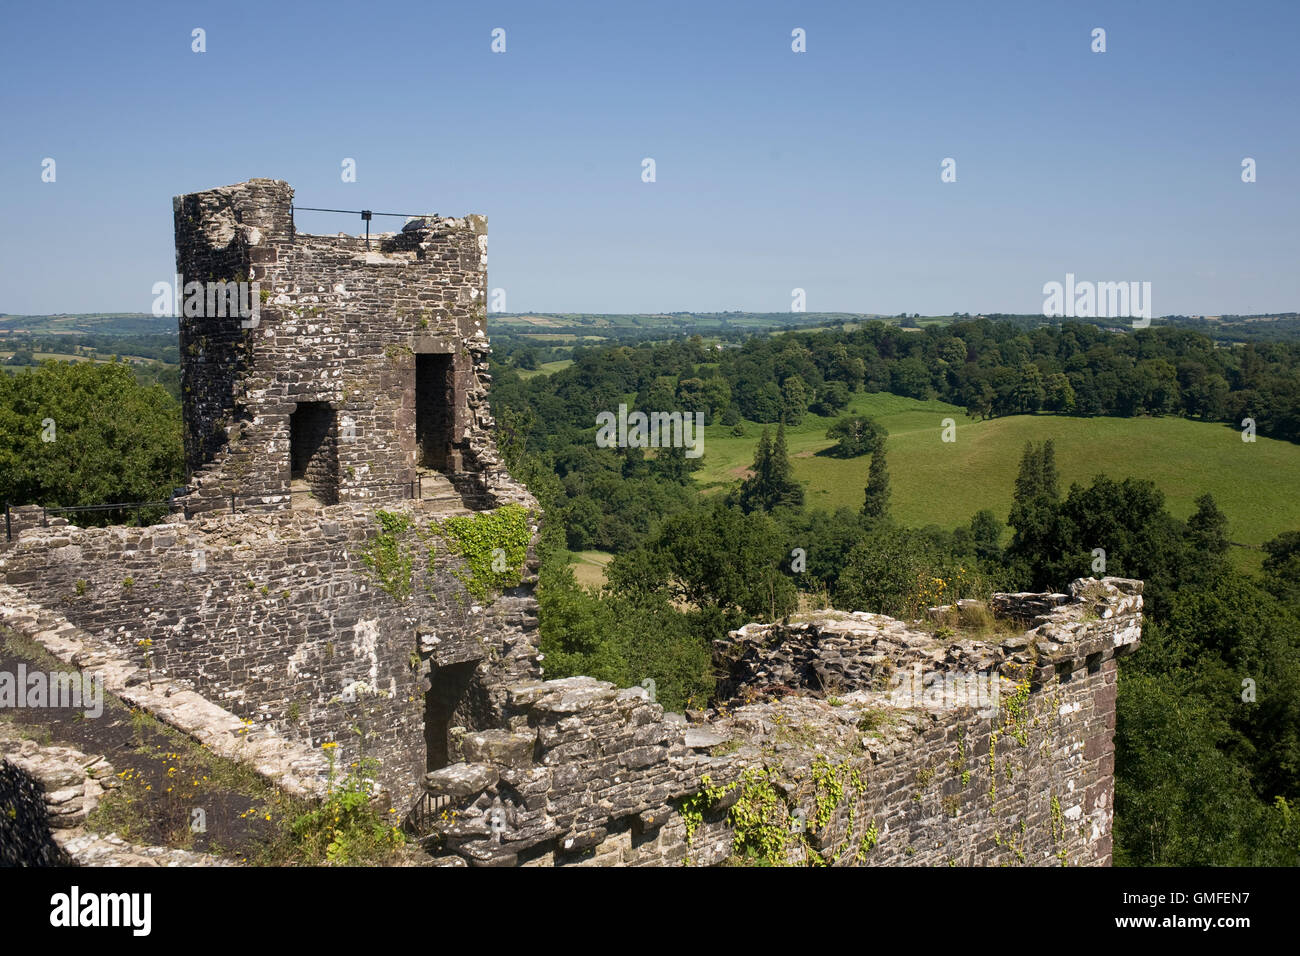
[509, 676, 619, 714]
[684, 728, 732, 750]
[462, 730, 536, 769]
[424, 762, 498, 800]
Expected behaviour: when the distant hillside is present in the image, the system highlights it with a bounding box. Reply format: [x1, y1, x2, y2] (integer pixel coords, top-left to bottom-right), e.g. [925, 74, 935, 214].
[1162, 313, 1300, 343]
[491, 312, 887, 338]
[979, 313, 1300, 343]
[0, 313, 176, 336]
[5, 310, 1298, 344]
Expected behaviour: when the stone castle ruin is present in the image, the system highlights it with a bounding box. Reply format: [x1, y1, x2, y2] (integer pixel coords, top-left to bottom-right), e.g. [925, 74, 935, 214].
[0, 179, 1141, 866]
[171, 178, 508, 513]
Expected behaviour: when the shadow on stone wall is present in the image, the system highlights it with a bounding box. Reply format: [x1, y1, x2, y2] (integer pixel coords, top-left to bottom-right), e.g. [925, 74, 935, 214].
[0, 760, 73, 866]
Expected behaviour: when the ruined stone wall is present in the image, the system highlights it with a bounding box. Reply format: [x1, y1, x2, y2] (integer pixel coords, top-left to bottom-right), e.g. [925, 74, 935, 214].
[1, 176, 547, 830]
[173, 179, 500, 514]
[0, 503, 541, 810]
[1, 176, 1141, 867]
[419, 578, 1140, 867]
[0, 757, 72, 866]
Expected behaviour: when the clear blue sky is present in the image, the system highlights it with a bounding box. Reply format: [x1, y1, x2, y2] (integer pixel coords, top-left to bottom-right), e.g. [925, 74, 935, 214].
[1, 0, 1297, 316]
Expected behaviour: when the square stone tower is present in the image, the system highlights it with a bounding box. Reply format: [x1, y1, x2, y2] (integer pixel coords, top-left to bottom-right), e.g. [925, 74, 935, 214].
[171, 178, 502, 513]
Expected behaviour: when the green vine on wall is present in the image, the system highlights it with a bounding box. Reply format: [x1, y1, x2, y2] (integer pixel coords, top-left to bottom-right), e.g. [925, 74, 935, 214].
[989, 674, 1034, 811]
[356, 505, 532, 605]
[729, 766, 793, 866]
[857, 819, 880, 861]
[989, 731, 999, 806]
[951, 730, 971, 788]
[1050, 793, 1069, 865]
[430, 504, 531, 602]
[1003, 677, 1032, 746]
[992, 820, 1028, 865]
[681, 773, 730, 865]
[682, 756, 873, 867]
[357, 510, 415, 601]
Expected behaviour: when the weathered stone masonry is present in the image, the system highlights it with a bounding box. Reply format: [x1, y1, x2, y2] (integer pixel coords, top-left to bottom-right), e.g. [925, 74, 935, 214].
[3, 179, 541, 815]
[420, 578, 1141, 867]
[172, 178, 510, 514]
[0, 504, 541, 810]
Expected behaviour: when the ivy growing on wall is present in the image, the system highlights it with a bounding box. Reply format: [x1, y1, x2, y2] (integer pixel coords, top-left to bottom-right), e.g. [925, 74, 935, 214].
[357, 510, 415, 601]
[430, 504, 532, 602]
[681, 755, 873, 867]
[356, 505, 532, 604]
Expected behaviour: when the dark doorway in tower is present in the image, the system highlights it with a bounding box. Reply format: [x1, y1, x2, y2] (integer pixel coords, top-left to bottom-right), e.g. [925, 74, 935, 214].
[288, 401, 338, 505]
[416, 353, 454, 470]
[424, 660, 477, 772]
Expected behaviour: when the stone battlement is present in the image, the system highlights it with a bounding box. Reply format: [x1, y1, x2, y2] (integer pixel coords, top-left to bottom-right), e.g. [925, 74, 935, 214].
[416, 578, 1140, 867]
[171, 179, 506, 515]
[717, 577, 1142, 700]
[3, 178, 539, 819]
[0, 498, 543, 810]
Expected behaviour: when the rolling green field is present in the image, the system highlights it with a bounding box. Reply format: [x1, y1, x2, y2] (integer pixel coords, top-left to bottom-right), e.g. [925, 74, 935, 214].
[0, 351, 175, 370]
[695, 393, 1300, 571]
[517, 359, 574, 380]
[515, 334, 606, 343]
[492, 312, 881, 334]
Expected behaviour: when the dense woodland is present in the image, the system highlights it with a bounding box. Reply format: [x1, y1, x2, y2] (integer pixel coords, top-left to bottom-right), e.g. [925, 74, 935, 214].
[491, 317, 1300, 866]
[496, 410, 1300, 864]
[0, 362, 183, 510]
[1, 313, 1298, 865]
[498, 318, 1300, 438]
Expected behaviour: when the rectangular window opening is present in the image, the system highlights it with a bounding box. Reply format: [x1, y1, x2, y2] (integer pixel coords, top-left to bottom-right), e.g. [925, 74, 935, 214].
[416, 353, 454, 471]
[289, 401, 339, 505]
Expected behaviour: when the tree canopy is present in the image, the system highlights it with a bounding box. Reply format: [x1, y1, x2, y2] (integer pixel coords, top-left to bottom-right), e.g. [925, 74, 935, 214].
[0, 361, 184, 511]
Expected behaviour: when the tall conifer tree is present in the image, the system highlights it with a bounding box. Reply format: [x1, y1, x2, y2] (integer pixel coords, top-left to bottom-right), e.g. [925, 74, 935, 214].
[862, 447, 890, 521]
[738, 425, 803, 512]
